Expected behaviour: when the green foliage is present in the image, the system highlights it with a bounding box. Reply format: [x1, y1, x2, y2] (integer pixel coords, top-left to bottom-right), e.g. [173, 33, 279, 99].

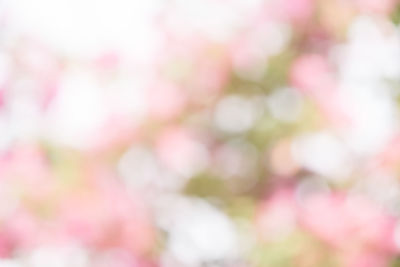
[392, 4, 400, 25]
[392, 258, 400, 267]
[184, 172, 231, 200]
[251, 231, 339, 267]
[262, 48, 297, 90]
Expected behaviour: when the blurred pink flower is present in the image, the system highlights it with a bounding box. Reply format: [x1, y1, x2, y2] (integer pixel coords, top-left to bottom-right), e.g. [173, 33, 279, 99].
[0, 144, 156, 257]
[58, 168, 155, 255]
[12, 40, 62, 111]
[343, 252, 390, 267]
[258, 189, 399, 265]
[189, 46, 230, 101]
[353, 0, 397, 15]
[155, 126, 208, 176]
[93, 51, 121, 71]
[90, 115, 138, 153]
[148, 81, 187, 120]
[290, 54, 351, 126]
[256, 188, 297, 240]
[0, 145, 54, 201]
[299, 193, 397, 251]
[370, 134, 400, 172]
[264, 0, 315, 23]
[3, 209, 40, 252]
[290, 54, 335, 96]
[158, 37, 229, 102]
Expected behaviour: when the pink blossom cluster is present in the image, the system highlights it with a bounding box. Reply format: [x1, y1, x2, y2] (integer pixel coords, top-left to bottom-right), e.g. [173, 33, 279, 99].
[0, 0, 399, 266]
